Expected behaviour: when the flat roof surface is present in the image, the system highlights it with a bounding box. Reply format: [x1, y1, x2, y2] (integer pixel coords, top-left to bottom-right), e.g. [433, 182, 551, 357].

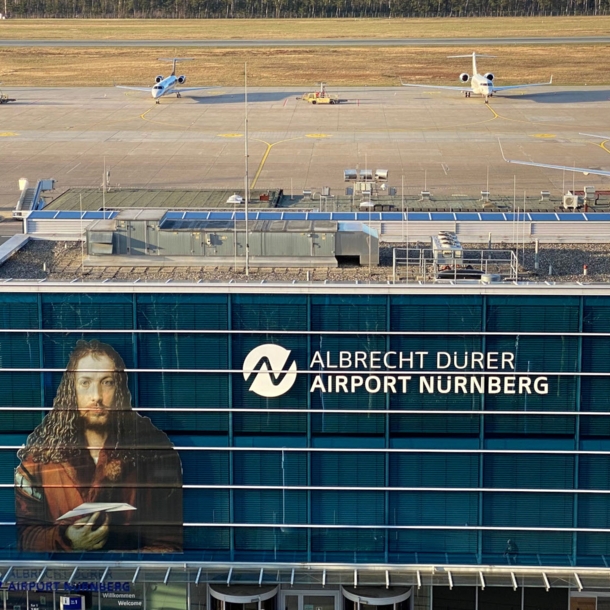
[46, 188, 280, 211]
[41, 188, 610, 214]
[2, 86, 610, 215]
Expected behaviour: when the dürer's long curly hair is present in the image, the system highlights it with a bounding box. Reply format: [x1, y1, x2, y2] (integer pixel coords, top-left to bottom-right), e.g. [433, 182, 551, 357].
[18, 340, 135, 465]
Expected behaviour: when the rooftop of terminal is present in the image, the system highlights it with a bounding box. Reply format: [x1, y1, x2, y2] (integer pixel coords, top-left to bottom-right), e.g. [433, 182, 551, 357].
[6, 176, 610, 285]
[0, 239, 608, 285]
[39, 186, 610, 215]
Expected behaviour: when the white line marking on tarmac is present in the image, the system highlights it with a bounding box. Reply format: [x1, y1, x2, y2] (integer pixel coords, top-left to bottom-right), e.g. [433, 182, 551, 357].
[66, 162, 81, 174]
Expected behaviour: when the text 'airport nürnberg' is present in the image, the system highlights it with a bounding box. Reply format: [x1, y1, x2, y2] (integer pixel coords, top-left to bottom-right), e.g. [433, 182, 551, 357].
[308, 350, 549, 395]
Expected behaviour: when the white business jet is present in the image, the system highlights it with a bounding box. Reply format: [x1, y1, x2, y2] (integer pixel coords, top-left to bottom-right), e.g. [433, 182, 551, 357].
[401, 52, 552, 104]
[116, 58, 212, 103]
[499, 135, 610, 177]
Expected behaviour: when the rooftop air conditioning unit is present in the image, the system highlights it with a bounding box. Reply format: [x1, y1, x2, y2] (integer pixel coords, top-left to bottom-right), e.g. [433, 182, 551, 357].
[563, 193, 581, 210]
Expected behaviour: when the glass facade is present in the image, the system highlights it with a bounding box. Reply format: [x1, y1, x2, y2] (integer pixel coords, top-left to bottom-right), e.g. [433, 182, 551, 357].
[0, 289, 609, 568]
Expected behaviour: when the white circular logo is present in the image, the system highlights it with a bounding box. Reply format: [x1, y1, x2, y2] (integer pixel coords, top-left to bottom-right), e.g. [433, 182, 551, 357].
[242, 344, 298, 398]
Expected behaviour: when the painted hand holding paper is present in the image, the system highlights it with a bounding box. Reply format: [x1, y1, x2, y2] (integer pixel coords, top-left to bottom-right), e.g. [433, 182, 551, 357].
[57, 502, 136, 521]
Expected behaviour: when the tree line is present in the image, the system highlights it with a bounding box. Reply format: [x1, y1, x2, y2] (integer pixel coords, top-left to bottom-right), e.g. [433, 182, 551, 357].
[6, 0, 609, 19]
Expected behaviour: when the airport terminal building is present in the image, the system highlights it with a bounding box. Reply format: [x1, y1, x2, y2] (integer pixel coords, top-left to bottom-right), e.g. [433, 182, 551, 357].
[1, 283, 610, 610]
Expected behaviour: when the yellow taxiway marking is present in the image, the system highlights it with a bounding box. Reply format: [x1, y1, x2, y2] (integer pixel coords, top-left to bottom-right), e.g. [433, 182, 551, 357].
[0, 132, 18, 137]
[306, 133, 332, 139]
[599, 140, 610, 155]
[532, 133, 557, 139]
[218, 133, 243, 138]
[139, 106, 193, 129]
[250, 137, 302, 189]
[485, 105, 500, 119]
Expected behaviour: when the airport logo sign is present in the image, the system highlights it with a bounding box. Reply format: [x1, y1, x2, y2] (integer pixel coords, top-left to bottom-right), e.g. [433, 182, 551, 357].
[243, 344, 550, 397]
[243, 344, 298, 398]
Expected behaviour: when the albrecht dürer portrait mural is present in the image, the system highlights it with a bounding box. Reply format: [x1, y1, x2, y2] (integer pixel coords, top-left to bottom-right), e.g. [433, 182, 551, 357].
[15, 340, 183, 552]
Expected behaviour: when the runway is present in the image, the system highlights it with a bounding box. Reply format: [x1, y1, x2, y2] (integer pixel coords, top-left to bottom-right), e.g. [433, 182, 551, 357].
[1, 36, 610, 47]
[1, 85, 609, 214]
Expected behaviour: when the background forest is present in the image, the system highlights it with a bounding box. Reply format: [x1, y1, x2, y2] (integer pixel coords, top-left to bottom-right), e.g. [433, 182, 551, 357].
[5, 0, 609, 20]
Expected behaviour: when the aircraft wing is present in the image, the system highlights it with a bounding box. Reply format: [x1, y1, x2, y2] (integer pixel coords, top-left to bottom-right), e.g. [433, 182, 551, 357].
[115, 85, 151, 92]
[493, 77, 553, 92]
[401, 81, 468, 91]
[173, 86, 216, 93]
[499, 140, 610, 176]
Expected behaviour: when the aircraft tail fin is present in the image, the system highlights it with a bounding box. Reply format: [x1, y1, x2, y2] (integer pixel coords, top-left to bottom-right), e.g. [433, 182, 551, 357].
[158, 57, 194, 76]
[448, 52, 495, 76]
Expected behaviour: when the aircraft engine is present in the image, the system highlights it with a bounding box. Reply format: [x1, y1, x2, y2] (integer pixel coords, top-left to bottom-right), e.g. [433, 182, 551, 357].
[177, 75, 186, 84]
[155, 75, 164, 83]
[459, 73, 470, 83]
[484, 73, 495, 82]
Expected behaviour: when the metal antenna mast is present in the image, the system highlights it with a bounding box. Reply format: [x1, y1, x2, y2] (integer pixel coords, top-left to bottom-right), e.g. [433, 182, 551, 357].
[244, 63, 250, 276]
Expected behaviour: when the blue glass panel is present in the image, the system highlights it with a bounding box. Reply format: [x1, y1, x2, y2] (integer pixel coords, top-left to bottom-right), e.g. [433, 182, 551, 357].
[184, 527, 230, 551]
[0, 294, 38, 329]
[481, 529, 572, 559]
[557, 213, 586, 220]
[483, 493, 573, 528]
[181, 450, 229, 485]
[478, 213, 506, 220]
[530, 213, 559, 221]
[390, 491, 478, 526]
[355, 213, 382, 221]
[56, 211, 84, 219]
[311, 528, 385, 560]
[390, 529, 477, 555]
[138, 333, 228, 369]
[0, 488, 14, 520]
[0, 449, 20, 485]
[430, 213, 456, 221]
[182, 211, 209, 219]
[390, 453, 479, 487]
[578, 532, 610, 557]
[233, 490, 307, 524]
[26, 211, 58, 218]
[184, 489, 229, 522]
[41, 293, 133, 330]
[234, 527, 307, 553]
[234, 451, 307, 486]
[312, 452, 384, 487]
[312, 490, 384, 525]
[484, 454, 574, 489]
[136, 293, 227, 330]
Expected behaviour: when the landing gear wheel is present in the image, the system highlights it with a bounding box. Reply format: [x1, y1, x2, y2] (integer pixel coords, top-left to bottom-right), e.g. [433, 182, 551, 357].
[156, 100, 160, 104]
[312, 100, 317, 104]
[177, 93, 182, 98]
